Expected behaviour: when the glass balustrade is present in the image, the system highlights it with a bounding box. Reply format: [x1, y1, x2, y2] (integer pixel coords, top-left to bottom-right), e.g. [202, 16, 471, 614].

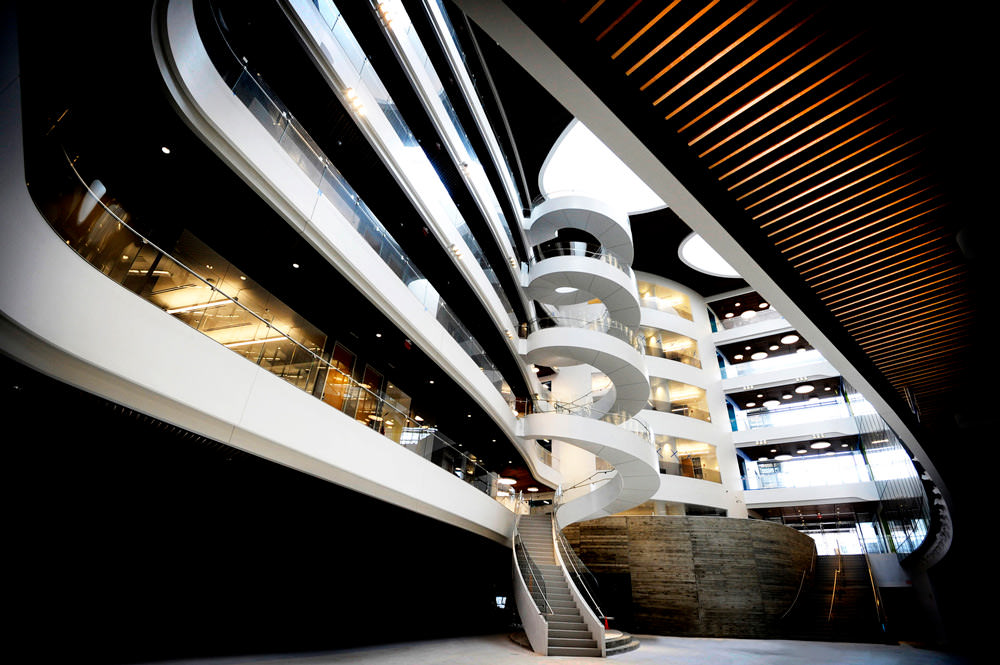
[721, 348, 822, 378]
[742, 451, 872, 490]
[715, 305, 784, 330]
[529, 240, 632, 277]
[29, 138, 525, 508]
[527, 315, 644, 352]
[304, 0, 520, 333]
[735, 399, 850, 431]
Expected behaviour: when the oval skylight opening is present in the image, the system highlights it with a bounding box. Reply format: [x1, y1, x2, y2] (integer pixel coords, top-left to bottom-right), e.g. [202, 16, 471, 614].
[678, 233, 741, 278]
[540, 120, 666, 214]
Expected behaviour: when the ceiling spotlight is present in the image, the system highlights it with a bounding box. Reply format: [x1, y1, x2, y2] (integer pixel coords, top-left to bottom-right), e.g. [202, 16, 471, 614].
[751, 351, 768, 360]
[842, 443, 850, 448]
[734, 354, 744, 360]
[781, 394, 793, 399]
[824, 386, 832, 391]
[725, 312, 734, 318]
[757, 394, 764, 398]
[775, 454, 793, 461]
[810, 441, 831, 449]
[527, 487, 539, 492]
[292, 263, 300, 269]
[797, 449, 808, 454]
[769, 345, 779, 351]
[745, 402, 756, 408]
[780, 334, 800, 345]
[759, 302, 769, 308]
[734, 302, 741, 307]
[160, 146, 171, 154]
[758, 457, 769, 461]
[745, 346, 752, 350]
[795, 384, 815, 394]
[498, 477, 517, 485]
[740, 310, 757, 320]
[763, 399, 781, 408]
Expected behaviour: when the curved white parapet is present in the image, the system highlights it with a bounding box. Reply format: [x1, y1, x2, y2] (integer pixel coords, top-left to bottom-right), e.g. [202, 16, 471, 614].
[528, 194, 634, 264]
[0, 8, 519, 545]
[523, 413, 660, 528]
[525, 326, 649, 418]
[526, 254, 640, 327]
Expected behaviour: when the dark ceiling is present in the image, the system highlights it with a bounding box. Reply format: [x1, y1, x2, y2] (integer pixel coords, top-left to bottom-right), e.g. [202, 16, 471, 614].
[479, 0, 992, 440]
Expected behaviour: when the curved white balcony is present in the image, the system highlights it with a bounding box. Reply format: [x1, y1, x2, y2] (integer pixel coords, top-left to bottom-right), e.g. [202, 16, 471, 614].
[522, 413, 660, 526]
[526, 253, 641, 328]
[528, 194, 634, 263]
[525, 325, 649, 419]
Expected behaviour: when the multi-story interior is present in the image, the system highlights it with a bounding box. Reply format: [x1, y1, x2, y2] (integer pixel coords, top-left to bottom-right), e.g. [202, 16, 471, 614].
[2, 0, 989, 662]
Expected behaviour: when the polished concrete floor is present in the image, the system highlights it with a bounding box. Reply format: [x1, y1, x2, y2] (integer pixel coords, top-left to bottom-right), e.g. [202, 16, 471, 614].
[156, 633, 974, 665]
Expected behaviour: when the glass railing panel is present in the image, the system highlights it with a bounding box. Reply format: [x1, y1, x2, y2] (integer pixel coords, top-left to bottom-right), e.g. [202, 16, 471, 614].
[721, 348, 823, 378]
[33, 141, 519, 510]
[716, 306, 784, 330]
[735, 400, 851, 431]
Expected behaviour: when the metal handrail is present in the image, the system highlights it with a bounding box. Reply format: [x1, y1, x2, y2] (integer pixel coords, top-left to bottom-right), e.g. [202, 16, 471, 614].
[528, 243, 632, 277]
[781, 546, 816, 621]
[857, 525, 889, 633]
[513, 512, 553, 616]
[527, 315, 643, 352]
[828, 547, 843, 621]
[553, 518, 606, 624]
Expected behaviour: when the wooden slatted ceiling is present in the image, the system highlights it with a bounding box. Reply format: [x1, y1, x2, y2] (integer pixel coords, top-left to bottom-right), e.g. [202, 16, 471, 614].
[574, 0, 971, 422]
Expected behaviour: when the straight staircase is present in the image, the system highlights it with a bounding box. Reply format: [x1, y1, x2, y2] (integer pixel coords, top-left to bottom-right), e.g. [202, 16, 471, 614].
[518, 514, 603, 657]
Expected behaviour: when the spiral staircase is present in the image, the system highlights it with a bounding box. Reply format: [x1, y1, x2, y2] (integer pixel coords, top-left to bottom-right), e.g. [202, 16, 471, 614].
[512, 194, 659, 656]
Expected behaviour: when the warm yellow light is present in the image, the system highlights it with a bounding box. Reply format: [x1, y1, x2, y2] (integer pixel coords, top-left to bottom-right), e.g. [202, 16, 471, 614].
[166, 299, 233, 315]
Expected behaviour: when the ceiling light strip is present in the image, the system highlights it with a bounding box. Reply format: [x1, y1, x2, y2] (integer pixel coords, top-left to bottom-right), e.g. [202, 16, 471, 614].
[798, 224, 944, 276]
[625, 0, 720, 73]
[816, 250, 956, 302]
[654, 1, 792, 106]
[828, 266, 964, 314]
[788, 204, 944, 267]
[815, 246, 951, 297]
[595, 0, 645, 42]
[677, 27, 820, 133]
[779, 186, 938, 253]
[640, 0, 758, 91]
[731, 114, 890, 195]
[822, 258, 956, 308]
[838, 278, 963, 323]
[770, 172, 924, 242]
[845, 294, 966, 335]
[702, 57, 869, 164]
[753, 140, 921, 223]
[580, 0, 608, 23]
[688, 34, 857, 148]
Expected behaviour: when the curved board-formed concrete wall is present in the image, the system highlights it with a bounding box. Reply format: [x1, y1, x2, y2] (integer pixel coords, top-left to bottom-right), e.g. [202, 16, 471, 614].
[563, 516, 815, 638]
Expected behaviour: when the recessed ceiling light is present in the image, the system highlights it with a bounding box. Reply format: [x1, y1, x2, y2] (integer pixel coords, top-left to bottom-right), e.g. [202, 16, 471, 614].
[751, 351, 768, 360]
[161, 146, 171, 154]
[745, 402, 756, 408]
[824, 386, 832, 391]
[745, 346, 752, 351]
[758, 457, 769, 461]
[842, 443, 849, 448]
[781, 334, 800, 344]
[734, 354, 744, 360]
[775, 454, 793, 461]
[759, 302, 769, 308]
[741, 310, 757, 320]
[781, 394, 793, 399]
[770, 449, 777, 453]
[769, 344, 779, 351]
[795, 384, 815, 394]
[414, 415, 423, 422]
[428, 379, 434, 384]
[678, 233, 741, 278]
[375, 333, 382, 338]
[797, 449, 808, 454]
[808, 397, 819, 403]
[734, 302, 741, 307]
[498, 477, 517, 485]
[810, 441, 831, 449]
[292, 263, 300, 269]
[527, 487, 539, 492]
[725, 312, 734, 318]
[555, 286, 578, 294]
[757, 394, 764, 398]
[763, 399, 781, 408]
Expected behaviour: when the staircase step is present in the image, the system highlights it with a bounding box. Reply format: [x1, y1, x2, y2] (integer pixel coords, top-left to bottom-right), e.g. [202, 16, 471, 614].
[549, 637, 598, 648]
[548, 646, 602, 657]
[550, 629, 593, 639]
[549, 614, 585, 624]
